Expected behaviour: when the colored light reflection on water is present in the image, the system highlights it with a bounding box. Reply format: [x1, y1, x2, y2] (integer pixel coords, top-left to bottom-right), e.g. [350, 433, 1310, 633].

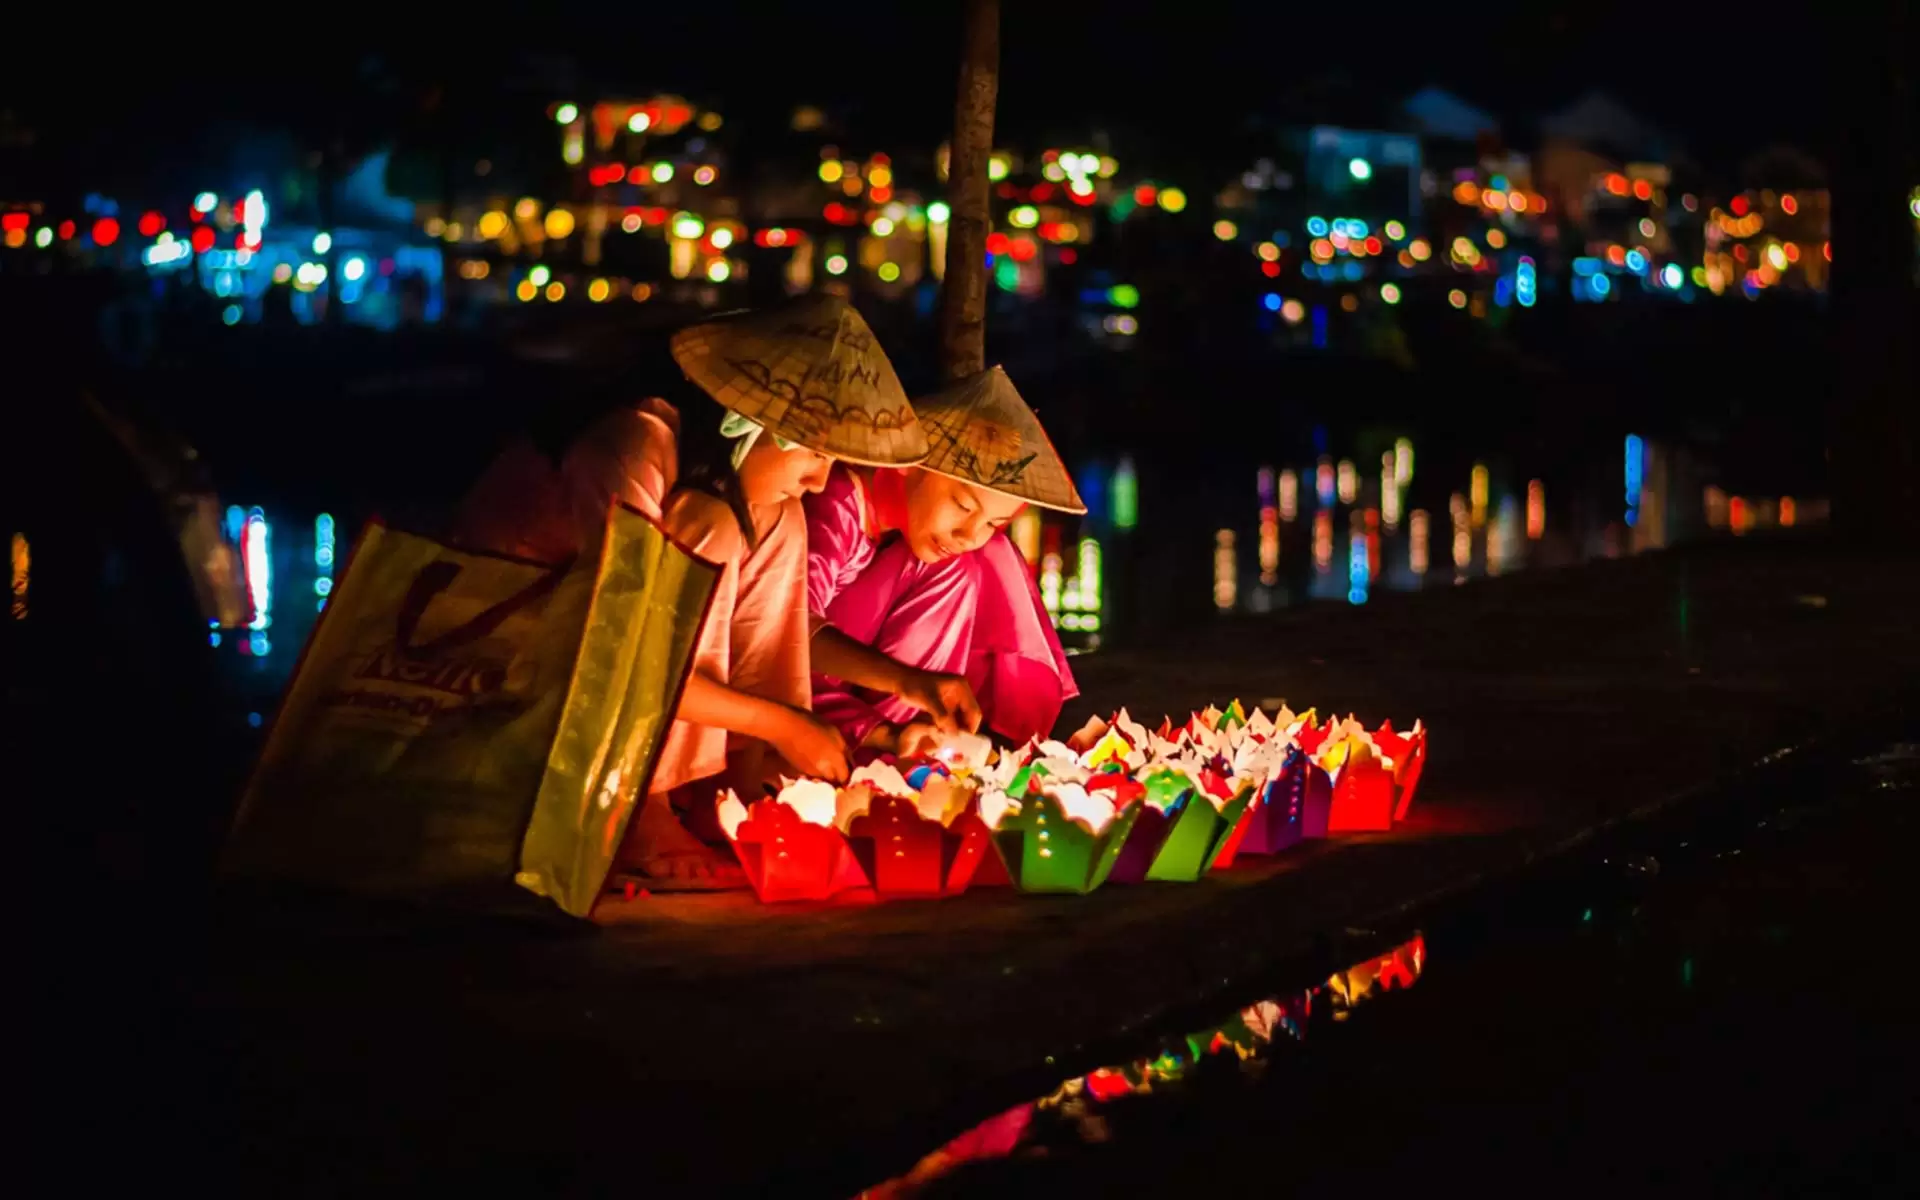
[1056, 537, 1103, 635]
[1256, 467, 1279, 585]
[314, 513, 336, 611]
[858, 934, 1426, 1198]
[203, 506, 350, 677]
[1347, 528, 1369, 605]
[1625, 433, 1645, 525]
[1212, 530, 1237, 611]
[1203, 434, 1822, 616]
[241, 508, 271, 655]
[1111, 456, 1138, 531]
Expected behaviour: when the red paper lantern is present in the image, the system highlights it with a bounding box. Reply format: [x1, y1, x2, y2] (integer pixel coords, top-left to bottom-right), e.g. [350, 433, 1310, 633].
[1325, 757, 1395, 833]
[1370, 721, 1428, 821]
[722, 798, 866, 903]
[845, 794, 992, 898]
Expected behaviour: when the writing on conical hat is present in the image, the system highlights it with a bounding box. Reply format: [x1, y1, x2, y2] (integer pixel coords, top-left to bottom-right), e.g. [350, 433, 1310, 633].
[670, 297, 927, 467]
[915, 366, 1086, 513]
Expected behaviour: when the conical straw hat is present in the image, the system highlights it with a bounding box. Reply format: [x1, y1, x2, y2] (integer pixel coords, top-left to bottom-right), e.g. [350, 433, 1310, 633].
[913, 366, 1085, 513]
[669, 296, 928, 467]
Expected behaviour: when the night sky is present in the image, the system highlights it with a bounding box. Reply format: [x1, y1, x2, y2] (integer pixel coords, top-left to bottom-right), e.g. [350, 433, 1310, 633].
[3, 4, 1849, 184]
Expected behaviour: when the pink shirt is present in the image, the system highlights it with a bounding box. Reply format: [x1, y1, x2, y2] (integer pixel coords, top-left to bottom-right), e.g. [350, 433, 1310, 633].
[452, 396, 680, 563]
[804, 467, 884, 622]
[804, 466, 1077, 747]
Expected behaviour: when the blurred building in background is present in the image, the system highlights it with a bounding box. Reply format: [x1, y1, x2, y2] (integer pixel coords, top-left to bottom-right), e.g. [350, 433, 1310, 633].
[0, 72, 1889, 349]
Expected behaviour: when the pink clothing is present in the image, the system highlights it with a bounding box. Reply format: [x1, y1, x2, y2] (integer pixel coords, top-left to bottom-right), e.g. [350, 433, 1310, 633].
[655, 493, 813, 799]
[805, 466, 1077, 746]
[451, 397, 681, 563]
[452, 397, 812, 805]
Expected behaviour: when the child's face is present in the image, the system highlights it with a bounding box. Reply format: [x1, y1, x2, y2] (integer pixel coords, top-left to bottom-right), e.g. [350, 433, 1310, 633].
[901, 470, 1025, 564]
[737, 440, 833, 506]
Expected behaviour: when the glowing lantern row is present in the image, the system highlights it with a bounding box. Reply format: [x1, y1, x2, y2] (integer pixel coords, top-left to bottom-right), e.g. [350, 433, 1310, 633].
[713, 706, 1426, 904]
[974, 701, 1427, 893]
[716, 743, 996, 903]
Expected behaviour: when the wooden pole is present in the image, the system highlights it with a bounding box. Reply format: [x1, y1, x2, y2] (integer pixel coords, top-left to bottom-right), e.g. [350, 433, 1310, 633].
[937, 0, 1000, 382]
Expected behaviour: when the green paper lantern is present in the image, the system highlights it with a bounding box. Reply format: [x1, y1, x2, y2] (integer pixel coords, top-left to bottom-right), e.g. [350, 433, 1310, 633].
[1144, 786, 1253, 882]
[991, 790, 1143, 894]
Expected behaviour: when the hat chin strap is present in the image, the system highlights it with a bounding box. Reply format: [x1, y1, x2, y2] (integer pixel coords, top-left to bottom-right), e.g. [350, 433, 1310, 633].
[720, 411, 798, 470]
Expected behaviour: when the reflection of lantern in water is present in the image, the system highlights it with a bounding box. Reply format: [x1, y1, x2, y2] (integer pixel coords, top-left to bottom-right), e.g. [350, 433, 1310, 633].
[1315, 457, 1335, 507]
[1779, 496, 1796, 527]
[1336, 459, 1358, 505]
[1278, 469, 1299, 521]
[1040, 550, 1063, 616]
[1213, 530, 1237, 611]
[1469, 464, 1489, 527]
[1312, 510, 1333, 574]
[1526, 480, 1545, 540]
[1409, 510, 1430, 574]
[1364, 508, 1381, 580]
[1393, 437, 1414, 487]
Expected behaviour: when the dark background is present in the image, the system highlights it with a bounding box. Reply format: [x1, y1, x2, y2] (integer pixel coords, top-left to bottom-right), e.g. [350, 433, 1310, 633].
[2, 6, 1847, 195]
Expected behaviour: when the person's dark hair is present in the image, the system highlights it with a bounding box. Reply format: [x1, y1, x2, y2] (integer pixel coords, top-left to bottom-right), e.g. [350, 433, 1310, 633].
[673, 390, 759, 553]
[521, 319, 758, 550]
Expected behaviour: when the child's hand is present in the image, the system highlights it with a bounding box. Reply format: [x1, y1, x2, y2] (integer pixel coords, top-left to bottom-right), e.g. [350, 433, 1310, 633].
[895, 720, 942, 758]
[896, 670, 983, 733]
[773, 710, 851, 784]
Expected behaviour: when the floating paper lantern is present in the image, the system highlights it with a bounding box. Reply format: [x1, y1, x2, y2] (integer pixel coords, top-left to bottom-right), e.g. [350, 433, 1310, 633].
[1372, 720, 1429, 821]
[986, 782, 1143, 894]
[845, 794, 993, 897]
[1232, 743, 1333, 856]
[926, 730, 995, 772]
[1312, 716, 1425, 833]
[1108, 767, 1255, 883]
[717, 785, 867, 903]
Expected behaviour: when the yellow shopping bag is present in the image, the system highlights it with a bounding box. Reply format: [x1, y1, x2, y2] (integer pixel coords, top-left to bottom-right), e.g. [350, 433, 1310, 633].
[225, 503, 717, 917]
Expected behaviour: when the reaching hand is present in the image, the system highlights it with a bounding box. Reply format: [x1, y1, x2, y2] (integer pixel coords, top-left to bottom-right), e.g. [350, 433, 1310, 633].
[772, 710, 851, 784]
[896, 670, 983, 734]
[894, 720, 943, 759]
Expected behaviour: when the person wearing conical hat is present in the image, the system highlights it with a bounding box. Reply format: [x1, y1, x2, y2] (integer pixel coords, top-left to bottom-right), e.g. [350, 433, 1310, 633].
[454, 295, 927, 889]
[804, 365, 1083, 755]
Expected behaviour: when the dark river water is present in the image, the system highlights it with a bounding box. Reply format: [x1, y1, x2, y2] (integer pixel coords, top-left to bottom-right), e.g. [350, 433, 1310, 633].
[207, 430, 1813, 721]
[860, 730, 1918, 1197]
